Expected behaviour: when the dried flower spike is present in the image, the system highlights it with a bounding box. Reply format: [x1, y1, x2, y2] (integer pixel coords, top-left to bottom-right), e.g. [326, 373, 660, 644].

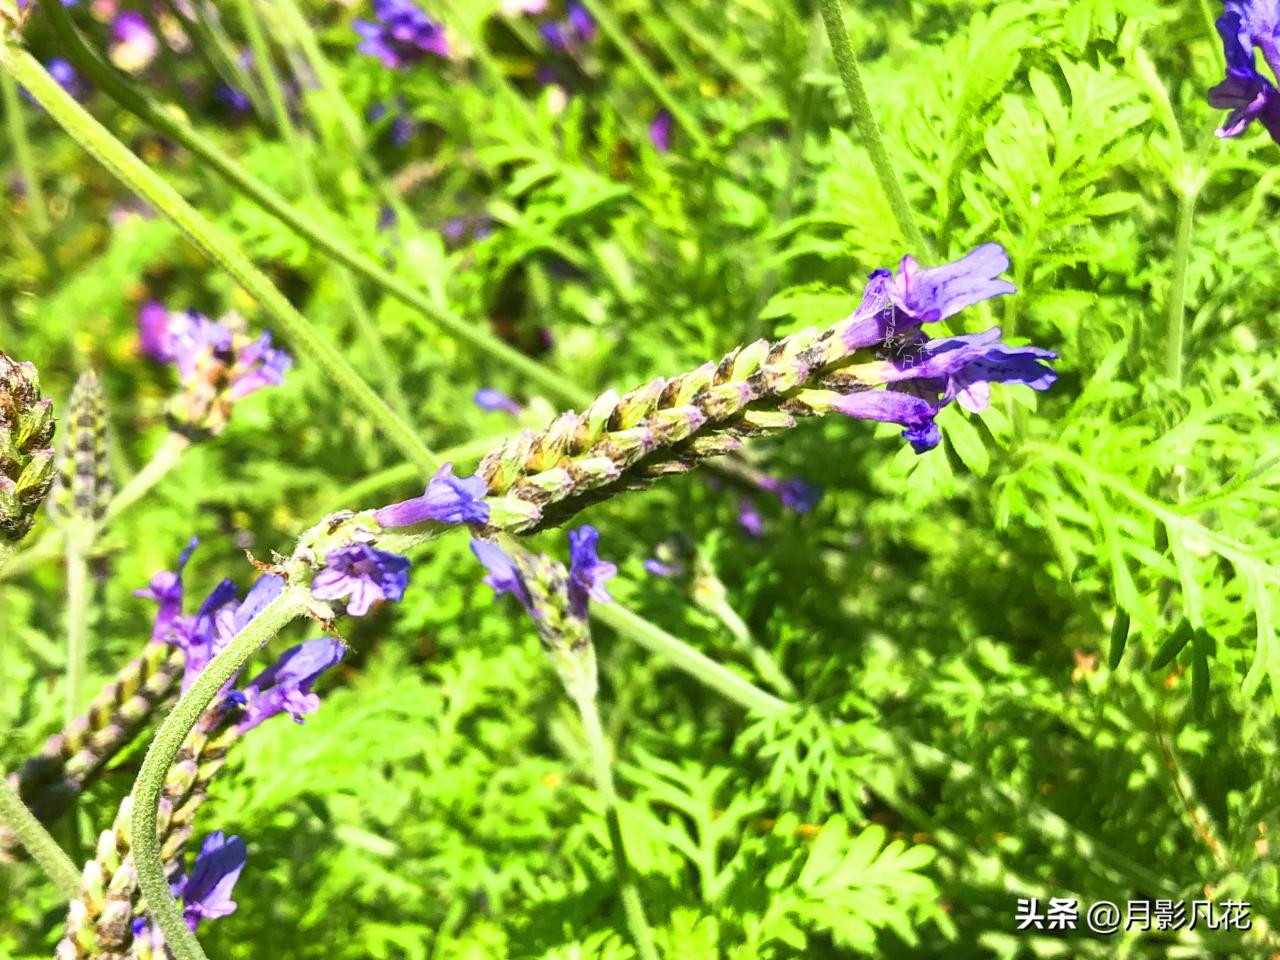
[0, 352, 56, 544]
[49, 369, 111, 530]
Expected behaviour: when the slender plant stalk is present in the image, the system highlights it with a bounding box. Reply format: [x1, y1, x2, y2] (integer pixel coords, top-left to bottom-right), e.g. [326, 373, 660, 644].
[815, 0, 932, 257]
[0, 773, 80, 896]
[130, 585, 310, 960]
[38, 0, 588, 409]
[1, 67, 49, 234]
[101, 431, 190, 527]
[704, 597, 796, 698]
[573, 691, 660, 960]
[0, 41, 439, 479]
[591, 602, 789, 717]
[577, 0, 709, 151]
[63, 535, 90, 728]
[1165, 184, 1198, 388]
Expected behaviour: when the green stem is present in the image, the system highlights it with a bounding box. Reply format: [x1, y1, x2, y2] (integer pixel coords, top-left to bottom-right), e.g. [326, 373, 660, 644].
[0, 774, 81, 897]
[573, 689, 660, 960]
[1, 67, 49, 234]
[0, 41, 438, 479]
[63, 535, 89, 728]
[39, 1, 585, 409]
[576, 0, 710, 151]
[815, 0, 931, 257]
[101, 431, 190, 528]
[1165, 184, 1198, 388]
[705, 598, 796, 698]
[131, 585, 309, 960]
[592, 601, 789, 717]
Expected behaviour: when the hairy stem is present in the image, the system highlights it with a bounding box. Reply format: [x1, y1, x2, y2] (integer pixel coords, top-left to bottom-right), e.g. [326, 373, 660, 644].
[815, 0, 932, 257]
[1, 67, 49, 234]
[130, 585, 309, 960]
[0, 41, 438, 478]
[63, 535, 90, 728]
[573, 690, 660, 960]
[0, 773, 80, 896]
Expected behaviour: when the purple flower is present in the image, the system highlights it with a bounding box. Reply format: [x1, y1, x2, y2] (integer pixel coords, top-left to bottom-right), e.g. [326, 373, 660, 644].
[47, 58, 87, 100]
[471, 538, 536, 615]
[229, 637, 345, 733]
[649, 110, 673, 152]
[138, 305, 291, 433]
[831, 246, 1056, 453]
[138, 301, 176, 362]
[135, 536, 199, 642]
[354, 0, 449, 69]
[374, 462, 490, 528]
[842, 244, 1016, 350]
[567, 525, 616, 619]
[1209, 6, 1280, 142]
[567, 3, 595, 42]
[474, 388, 522, 416]
[171, 832, 246, 932]
[369, 97, 419, 144]
[540, 2, 595, 52]
[310, 544, 410, 616]
[137, 541, 290, 690]
[643, 556, 683, 577]
[110, 12, 159, 73]
[877, 327, 1058, 413]
[737, 498, 765, 538]
[834, 390, 942, 454]
[772, 477, 822, 514]
[227, 331, 292, 399]
[216, 83, 253, 113]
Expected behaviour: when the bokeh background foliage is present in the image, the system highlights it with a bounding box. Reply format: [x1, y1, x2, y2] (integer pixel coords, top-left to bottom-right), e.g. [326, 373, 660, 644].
[2, 0, 1279, 957]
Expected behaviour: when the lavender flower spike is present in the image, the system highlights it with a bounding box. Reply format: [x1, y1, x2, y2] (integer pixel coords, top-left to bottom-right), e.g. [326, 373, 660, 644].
[354, 0, 449, 69]
[375, 462, 491, 528]
[171, 832, 247, 931]
[230, 638, 345, 733]
[311, 544, 410, 616]
[1209, 4, 1280, 142]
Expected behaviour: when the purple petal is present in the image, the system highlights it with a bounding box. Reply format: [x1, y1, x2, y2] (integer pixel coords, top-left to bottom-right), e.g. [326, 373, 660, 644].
[888, 243, 1017, 325]
[180, 832, 246, 930]
[471, 539, 536, 615]
[374, 463, 490, 527]
[567, 525, 616, 619]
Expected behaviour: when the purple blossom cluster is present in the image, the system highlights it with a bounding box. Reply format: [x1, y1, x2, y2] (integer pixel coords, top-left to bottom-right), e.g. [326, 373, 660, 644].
[472, 524, 616, 622]
[132, 831, 247, 951]
[835, 243, 1057, 453]
[136, 540, 345, 730]
[354, 0, 450, 70]
[138, 303, 292, 434]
